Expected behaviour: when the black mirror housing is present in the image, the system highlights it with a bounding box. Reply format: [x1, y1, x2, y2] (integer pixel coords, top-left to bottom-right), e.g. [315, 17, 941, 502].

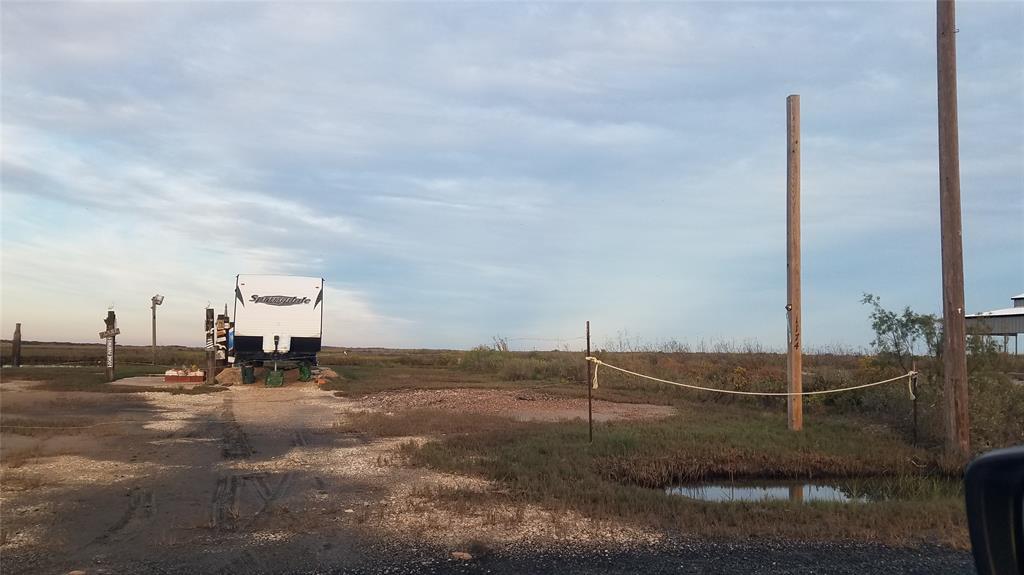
[965, 445, 1024, 575]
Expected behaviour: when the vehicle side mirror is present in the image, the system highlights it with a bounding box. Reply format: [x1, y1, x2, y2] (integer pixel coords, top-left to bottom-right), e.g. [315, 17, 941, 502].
[965, 445, 1024, 575]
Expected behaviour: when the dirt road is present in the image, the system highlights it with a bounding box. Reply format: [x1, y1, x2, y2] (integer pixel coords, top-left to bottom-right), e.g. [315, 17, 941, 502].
[0, 380, 972, 574]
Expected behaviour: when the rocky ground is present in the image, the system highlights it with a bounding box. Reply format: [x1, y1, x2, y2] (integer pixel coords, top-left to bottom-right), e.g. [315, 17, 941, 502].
[0, 377, 973, 574]
[348, 387, 676, 421]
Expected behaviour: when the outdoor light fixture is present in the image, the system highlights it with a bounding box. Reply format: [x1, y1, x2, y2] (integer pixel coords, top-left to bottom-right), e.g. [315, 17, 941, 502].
[153, 294, 164, 306]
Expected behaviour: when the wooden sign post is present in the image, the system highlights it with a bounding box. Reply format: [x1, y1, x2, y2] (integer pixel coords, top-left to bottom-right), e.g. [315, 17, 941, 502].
[98, 311, 119, 382]
[11, 323, 22, 368]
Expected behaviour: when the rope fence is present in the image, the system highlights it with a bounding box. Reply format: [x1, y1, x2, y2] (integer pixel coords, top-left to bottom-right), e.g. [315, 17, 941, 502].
[585, 356, 918, 399]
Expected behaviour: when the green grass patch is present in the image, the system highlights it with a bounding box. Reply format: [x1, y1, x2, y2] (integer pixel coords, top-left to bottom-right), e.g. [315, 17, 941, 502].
[365, 400, 967, 547]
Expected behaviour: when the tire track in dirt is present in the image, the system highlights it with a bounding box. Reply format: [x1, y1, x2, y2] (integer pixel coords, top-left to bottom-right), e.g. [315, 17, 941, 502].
[94, 488, 155, 544]
[219, 398, 253, 459]
[290, 430, 309, 446]
[210, 475, 242, 531]
[253, 472, 294, 516]
[209, 472, 294, 530]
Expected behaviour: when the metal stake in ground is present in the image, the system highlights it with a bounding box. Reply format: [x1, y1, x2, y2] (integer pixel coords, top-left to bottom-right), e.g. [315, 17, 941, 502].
[936, 0, 970, 460]
[11, 323, 22, 368]
[586, 320, 593, 443]
[99, 311, 119, 382]
[205, 307, 215, 386]
[786, 94, 803, 432]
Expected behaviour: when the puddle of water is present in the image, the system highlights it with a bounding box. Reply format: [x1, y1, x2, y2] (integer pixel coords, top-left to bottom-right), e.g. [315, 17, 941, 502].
[666, 483, 865, 503]
[665, 478, 961, 504]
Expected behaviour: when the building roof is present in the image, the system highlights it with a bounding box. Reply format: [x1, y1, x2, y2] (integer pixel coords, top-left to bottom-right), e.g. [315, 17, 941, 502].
[966, 307, 1024, 318]
[1013, 293, 1024, 300]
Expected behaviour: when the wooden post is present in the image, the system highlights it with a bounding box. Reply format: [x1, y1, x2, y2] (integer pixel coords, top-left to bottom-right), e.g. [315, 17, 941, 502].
[205, 308, 216, 386]
[586, 320, 593, 444]
[11, 323, 22, 368]
[937, 0, 970, 459]
[788, 485, 804, 503]
[786, 94, 803, 431]
[99, 311, 118, 382]
[912, 360, 919, 447]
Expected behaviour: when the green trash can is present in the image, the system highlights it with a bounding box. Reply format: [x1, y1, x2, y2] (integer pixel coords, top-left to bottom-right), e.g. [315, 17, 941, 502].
[265, 370, 284, 387]
[241, 365, 255, 385]
[298, 363, 312, 382]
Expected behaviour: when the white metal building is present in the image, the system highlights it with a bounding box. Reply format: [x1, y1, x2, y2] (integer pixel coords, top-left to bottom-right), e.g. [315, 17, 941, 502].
[965, 292, 1024, 354]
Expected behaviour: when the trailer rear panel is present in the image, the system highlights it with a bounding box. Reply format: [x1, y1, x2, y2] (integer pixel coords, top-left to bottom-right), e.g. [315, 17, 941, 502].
[232, 275, 324, 362]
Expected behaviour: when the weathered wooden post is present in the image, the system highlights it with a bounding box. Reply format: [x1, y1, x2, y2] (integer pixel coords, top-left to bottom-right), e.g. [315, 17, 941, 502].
[788, 485, 804, 503]
[586, 320, 593, 444]
[205, 307, 216, 386]
[937, 0, 970, 459]
[11, 323, 22, 368]
[786, 94, 803, 431]
[99, 311, 119, 382]
[912, 360, 919, 447]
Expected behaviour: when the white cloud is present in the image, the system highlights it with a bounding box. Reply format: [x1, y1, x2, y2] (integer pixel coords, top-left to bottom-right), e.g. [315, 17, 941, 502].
[2, 2, 1021, 350]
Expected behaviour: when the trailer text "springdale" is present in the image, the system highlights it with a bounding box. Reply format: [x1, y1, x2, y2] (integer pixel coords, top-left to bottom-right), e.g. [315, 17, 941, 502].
[250, 295, 312, 306]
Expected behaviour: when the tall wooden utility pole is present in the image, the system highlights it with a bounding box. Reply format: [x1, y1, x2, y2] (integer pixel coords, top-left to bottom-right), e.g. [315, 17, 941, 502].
[937, 0, 970, 459]
[786, 94, 803, 432]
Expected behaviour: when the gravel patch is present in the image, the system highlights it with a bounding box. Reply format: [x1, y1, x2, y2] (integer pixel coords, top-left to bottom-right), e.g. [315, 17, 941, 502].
[352, 388, 675, 422]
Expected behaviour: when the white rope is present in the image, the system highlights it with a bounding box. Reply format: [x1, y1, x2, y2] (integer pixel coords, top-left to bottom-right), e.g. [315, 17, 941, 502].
[585, 356, 917, 398]
[508, 336, 587, 342]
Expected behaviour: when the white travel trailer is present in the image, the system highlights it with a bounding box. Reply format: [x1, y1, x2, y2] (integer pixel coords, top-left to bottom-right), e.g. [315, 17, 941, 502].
[231, 274, 324, 365]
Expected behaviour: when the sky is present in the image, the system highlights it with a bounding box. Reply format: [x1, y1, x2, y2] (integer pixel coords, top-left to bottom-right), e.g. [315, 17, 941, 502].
[1, 1, 1022, 351]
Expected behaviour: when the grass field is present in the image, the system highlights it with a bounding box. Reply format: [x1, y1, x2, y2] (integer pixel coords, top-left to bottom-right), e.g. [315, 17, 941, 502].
[321, 346, 1021, 548]
[339, 394, 968, 547]
[4, 341, 1021, 548]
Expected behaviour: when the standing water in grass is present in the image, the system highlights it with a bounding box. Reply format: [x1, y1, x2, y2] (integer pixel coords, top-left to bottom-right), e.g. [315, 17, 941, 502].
[665, 478, 962, 503]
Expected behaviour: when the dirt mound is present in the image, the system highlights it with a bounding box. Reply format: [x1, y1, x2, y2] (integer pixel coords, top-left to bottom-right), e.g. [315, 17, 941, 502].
[317, 367, 340, 379]
[215, 368, 242, 386]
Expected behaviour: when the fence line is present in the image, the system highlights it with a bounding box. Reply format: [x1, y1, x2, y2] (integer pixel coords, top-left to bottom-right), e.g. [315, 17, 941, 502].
[585, 356, 917, 399]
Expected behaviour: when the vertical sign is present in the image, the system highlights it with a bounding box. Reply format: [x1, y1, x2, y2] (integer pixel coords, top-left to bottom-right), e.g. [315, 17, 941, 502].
[205, 308, 216, 386]
[11, 323, 22, 368]
[215, 313, 230, 366]
[99, 311, 119, 382]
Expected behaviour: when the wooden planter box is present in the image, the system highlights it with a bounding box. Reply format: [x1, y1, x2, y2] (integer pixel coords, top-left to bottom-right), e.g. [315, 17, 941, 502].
[164, 371, 205, 383]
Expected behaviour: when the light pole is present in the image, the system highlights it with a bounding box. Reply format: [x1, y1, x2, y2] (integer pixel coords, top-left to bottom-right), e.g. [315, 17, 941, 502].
[151, 295, 164, 365]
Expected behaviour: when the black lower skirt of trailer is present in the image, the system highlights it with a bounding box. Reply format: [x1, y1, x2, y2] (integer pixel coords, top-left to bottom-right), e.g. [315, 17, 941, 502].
[232, 336, 321, 365]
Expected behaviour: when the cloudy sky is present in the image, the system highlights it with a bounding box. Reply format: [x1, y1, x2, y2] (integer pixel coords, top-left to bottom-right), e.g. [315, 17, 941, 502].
[2, 1, 1021, 351]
